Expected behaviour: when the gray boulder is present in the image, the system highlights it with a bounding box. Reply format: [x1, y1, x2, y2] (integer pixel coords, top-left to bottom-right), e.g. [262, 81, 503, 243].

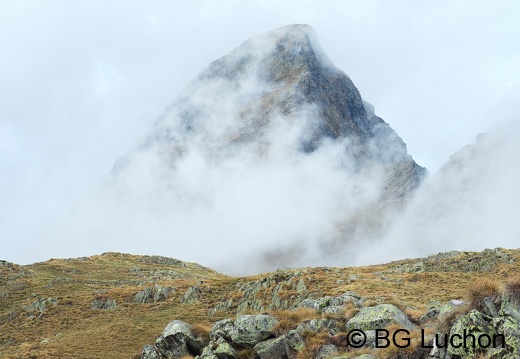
[156, 320, 203, 358]
[198, 337, 237, 359]
[26, 297, 58, 316]
[210, 319, 234, 341]
[299, 299, 319, 310]
[296, 318, 342, 335]
[229, 314, 278, 346]
[135, 285, 173, 304]
[420, 299, 466, 324]
[91, 296, 116, 310]
[329, 291, 364, 308]
[254, 329, 304, 359]
[141, 344, 161, 359]
[181, 286, 203, 304]
[213, 337, 237, 359]
[316, 344, 338, 359]
[345, 304, 416, 331]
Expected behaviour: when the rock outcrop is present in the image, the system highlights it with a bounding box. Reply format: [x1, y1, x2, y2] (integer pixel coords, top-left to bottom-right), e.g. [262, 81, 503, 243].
[117, 25, 426, 196]
[142, 285, 520, 359]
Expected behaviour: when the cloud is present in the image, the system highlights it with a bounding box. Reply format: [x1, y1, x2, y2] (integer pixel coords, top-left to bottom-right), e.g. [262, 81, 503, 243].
[357, 120, 520, 265]
[1, 1, 519, 272]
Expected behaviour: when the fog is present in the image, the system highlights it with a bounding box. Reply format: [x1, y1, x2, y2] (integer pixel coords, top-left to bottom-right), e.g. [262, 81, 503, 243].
[1, 1, 519, 273]
[358, 120, 520, 265]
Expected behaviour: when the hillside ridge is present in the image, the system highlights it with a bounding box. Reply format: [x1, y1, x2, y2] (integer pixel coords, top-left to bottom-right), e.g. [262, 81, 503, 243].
[1, 248, 518, 358]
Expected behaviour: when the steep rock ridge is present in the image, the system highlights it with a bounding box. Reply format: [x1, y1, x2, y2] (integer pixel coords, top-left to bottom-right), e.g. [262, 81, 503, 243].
[106, 24, 427, 271]
[115, 24, 425, 198]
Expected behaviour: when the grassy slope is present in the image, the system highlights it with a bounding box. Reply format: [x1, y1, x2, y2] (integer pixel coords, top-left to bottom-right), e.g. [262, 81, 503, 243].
[0, 249, 518, 358]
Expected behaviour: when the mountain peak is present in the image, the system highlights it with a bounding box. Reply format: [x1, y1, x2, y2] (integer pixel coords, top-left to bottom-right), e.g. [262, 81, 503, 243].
[120, 25, 427, 199]
[109, 25, 427, 272]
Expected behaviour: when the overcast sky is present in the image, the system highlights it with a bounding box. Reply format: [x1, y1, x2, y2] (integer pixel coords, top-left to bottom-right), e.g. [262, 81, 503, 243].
[1, 0, 519, 265]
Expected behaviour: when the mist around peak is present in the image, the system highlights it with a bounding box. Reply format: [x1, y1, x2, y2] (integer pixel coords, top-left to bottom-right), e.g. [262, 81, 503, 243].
[3, 22, 517, 276]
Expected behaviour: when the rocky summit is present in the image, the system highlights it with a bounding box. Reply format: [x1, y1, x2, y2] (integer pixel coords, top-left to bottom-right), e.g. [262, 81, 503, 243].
[115, 24, 426, 198]
[104, 25, 427, 271]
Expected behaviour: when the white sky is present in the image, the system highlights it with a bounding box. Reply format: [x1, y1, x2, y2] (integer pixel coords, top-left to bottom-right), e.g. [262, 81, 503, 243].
[1, 0, 519, 265]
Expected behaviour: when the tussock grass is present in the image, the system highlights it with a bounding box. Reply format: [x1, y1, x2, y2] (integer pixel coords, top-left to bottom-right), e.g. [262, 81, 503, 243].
[504, 277, 520, 305]
[467, 278, 501, 312]
[296, 330, 329, 359]
[271, 307, 320, 335]
[190, 323, 211, 345]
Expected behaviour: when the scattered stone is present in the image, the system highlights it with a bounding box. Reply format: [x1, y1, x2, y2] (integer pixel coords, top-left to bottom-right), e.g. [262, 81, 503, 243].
[91, 296, 116, 310]
[135, 285, 174, 304]
[25, 297, 58, 315]
[181, 286, 203, 304]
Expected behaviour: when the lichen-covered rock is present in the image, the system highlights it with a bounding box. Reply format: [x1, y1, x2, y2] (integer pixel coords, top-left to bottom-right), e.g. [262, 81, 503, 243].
[296, 318, 342, 335]
[323, 305, 345, 315]
[210, 319, 234, 341]
[498, 299, 520, 358]
[213, 337, 238, 359]
[229, 314, 278, 346]
[345, 304, 416, 331]
[315, 344, 338, 359]
[198, 337, 237, 359]
[197, 346, 219, 359]
[181, 286, 203, 304]
[254, 329, 304, 359]
[420, 299, 466, 324]
[134, 285, 172, 304]
[329, 291, 364, 308]
[135, 285, 174, 304]
[299, 299, 319, 310]
[25, 297, 57, 315]
[447, 310, 499, 358]
[141, 344, 161, 359]
[91, 296, 116, 310]
[446, 299, 520, 359]
[156, 320, 203, 358]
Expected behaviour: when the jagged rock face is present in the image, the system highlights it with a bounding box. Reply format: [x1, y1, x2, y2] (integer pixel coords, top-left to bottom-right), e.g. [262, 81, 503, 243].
[117, 24, 425, 198]
[109, 24, 427, 272]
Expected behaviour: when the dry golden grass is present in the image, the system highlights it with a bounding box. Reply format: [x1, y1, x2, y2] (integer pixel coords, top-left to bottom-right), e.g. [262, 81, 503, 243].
[191, 323, 211, 346]
[504, 276, 520, 304]
[271, 307, 320, 335]
[296, 330, 329, 359]
[1, 249, 519, 358]
[467, 278, 501, 312]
